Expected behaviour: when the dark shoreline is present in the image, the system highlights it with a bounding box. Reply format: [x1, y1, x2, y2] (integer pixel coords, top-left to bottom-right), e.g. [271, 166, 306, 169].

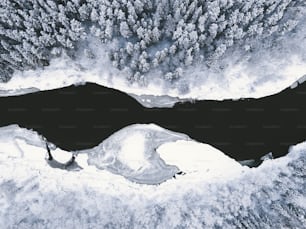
[0, 82, 305, 161]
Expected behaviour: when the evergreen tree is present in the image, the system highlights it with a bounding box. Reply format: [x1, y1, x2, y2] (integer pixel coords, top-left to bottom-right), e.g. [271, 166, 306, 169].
[0, 0, 304, 83]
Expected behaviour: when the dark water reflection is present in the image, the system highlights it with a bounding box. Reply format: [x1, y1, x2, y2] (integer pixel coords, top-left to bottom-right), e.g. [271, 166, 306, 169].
[0, 82, 305, 160]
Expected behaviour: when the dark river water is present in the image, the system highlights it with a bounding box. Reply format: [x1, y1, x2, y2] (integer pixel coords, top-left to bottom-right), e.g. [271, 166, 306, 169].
[0, 82, 305, 160]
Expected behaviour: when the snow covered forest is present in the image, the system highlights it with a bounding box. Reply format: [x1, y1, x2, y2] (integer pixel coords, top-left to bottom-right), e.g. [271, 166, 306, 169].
[1, 1, 306, 227]
[1, 0, 305, 84]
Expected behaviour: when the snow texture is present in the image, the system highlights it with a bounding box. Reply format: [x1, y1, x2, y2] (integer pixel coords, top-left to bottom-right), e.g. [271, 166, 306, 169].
[86, 124, 190, 184]
[1, 1, 306, 107]
[0, 124, 305, 228]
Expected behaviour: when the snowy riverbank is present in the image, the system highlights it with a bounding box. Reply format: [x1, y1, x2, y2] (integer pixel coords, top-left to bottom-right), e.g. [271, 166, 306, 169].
[0, 124, 305, 228]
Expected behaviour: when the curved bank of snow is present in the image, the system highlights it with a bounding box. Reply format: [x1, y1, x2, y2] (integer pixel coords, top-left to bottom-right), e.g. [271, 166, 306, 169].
[0, 124, 305, 228]
[0, 52, 306, 108]
[0, 124, 244, 185]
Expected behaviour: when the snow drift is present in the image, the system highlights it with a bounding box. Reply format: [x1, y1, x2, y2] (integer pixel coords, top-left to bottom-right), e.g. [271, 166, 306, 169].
[0, 124, 305, 228]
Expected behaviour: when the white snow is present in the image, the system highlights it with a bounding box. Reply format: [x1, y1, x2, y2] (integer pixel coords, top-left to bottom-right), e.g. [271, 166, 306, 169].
[1, 20, 306, 108]
[157, 140, 243, 180]
[86, 124, 191, 184]
[0, 124, 244, 186]
[0, 124, 305, 228]
[0, 2, 306, 108]
[0, 52, 305, 108]
[84, 124, 246, 184]
[117, 133, 147, 170]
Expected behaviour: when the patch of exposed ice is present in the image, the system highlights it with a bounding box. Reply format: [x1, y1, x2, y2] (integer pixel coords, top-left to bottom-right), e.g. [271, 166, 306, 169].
[86, 124, 192, 184]
[128, 93, 184, 108]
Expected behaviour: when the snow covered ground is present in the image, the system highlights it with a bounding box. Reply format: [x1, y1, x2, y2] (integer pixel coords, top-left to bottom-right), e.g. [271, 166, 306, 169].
[0, 51, 305, 108]
[0, 124, 305, 228]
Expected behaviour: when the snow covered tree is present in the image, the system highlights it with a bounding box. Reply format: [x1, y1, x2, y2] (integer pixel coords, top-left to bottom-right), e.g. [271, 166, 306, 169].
[0, 0, 305, 83]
